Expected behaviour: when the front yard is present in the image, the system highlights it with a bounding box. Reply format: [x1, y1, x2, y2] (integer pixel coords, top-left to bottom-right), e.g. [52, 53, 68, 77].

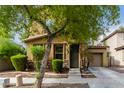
[0, 68, 69, 78]
[80, 68, 96, 78]
[2, 67, 124, 88]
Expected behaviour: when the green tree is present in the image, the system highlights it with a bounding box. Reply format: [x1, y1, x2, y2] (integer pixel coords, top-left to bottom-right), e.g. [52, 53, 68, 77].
[0, 37, 24, 57]
[0, 5, 120, 87]
[31, 45, 45, 72]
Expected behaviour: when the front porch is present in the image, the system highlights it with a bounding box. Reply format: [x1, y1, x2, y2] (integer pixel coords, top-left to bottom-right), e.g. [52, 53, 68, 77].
[45, 43, 109, 69]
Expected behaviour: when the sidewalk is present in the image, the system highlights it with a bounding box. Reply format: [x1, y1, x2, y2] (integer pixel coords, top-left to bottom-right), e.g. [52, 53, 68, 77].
[2, 67, 124, 88]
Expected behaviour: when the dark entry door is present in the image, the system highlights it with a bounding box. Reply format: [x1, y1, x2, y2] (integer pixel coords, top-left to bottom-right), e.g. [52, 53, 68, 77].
[70, 44, 79, 68]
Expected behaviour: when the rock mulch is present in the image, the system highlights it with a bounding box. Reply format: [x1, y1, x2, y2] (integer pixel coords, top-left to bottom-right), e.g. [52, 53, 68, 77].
[80, 69, 96, 78]
[0, 68, 69, 78]
[42, 83, 89, 88]
[7, 83, 89, 88]
[0, 71, 35, 78]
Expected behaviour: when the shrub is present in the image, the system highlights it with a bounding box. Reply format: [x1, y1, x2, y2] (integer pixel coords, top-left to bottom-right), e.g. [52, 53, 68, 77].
[31, 45, 45, 71]
[0, 38, 25, 70]
[52, 59, 63, 73]
[11, 54, 27, 71]
[34, 61, 41, 72]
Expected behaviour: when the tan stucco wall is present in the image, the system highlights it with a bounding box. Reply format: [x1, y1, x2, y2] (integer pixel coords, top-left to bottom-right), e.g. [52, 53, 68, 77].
[116, 33, 124, 66]
[105, 34, 117, 66]
[105, 33, 124, 66]
[26, 43, 33, 61]
[115, 50, 122, 66]
[117, 33, 124, 47]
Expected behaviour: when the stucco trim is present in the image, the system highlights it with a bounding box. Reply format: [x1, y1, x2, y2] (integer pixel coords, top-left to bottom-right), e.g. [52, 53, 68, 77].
[115, 46, 124, 51]
[24, 34, 48, 43]
[88, 45, 109, 49]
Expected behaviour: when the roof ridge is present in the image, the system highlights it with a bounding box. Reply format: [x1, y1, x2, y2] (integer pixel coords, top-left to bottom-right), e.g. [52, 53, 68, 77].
[101, 30, 124, 42]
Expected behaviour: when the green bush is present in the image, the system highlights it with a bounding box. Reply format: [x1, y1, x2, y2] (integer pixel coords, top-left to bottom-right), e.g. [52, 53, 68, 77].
[34, 61, 41, 72]
[0, 38, 25, 70]
[52, 59, 63, 73]
[31, 45, 45, 71]
[11, 54, 27, 71]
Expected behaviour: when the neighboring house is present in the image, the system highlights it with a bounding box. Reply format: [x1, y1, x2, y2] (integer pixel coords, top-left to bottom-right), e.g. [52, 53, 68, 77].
[102, 29, 124, 67]
[24, 33, 108, 69]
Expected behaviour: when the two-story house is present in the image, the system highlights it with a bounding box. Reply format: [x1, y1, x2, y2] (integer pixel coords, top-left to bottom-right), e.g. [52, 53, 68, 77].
[24, 29, 108, 69]
[102, 29, 124, 67]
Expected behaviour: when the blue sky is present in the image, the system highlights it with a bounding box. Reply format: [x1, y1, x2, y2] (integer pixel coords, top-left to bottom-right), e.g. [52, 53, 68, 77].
[101, 5, 124, 36]
[97, 5, 124, 41]
[105, 5, 124, 35]
[119, 5, 124, 24]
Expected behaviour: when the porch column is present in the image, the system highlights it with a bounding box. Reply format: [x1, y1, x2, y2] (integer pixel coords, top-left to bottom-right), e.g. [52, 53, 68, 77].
[65, 43, 70, 68]
[103, 51, 108, 67]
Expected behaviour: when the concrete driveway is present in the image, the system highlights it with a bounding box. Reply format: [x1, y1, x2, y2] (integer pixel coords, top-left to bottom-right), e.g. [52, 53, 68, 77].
[88, 67, 124, 88]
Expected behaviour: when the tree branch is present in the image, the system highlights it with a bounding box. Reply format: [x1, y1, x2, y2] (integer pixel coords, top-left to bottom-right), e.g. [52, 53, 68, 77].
[22, 5, 52, 35]
[23, 5, 68, 37]
[51, 19, 68, 37]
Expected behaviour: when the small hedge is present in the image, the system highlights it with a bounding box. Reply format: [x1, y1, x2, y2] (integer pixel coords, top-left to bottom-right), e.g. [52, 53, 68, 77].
[31, 45, 45, 72]
[52, 59, 63, 73]
[31, 45, 44, 61]
[0, 38, 25, 70]
[11, 54, 27, 71]
[34, 61, 41, 72]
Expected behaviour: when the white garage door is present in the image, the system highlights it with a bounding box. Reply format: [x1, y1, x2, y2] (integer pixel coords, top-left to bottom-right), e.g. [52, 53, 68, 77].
[90, 53, 102, 67]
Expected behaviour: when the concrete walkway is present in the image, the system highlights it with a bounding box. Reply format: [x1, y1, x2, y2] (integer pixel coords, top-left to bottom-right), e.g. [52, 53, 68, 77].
[3, 67, 124, 88]
[43, 68, 83, 84]
[68, 68, 82, 79]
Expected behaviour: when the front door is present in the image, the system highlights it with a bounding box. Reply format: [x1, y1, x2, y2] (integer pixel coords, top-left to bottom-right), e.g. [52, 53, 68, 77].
[70, 44, 79, 68]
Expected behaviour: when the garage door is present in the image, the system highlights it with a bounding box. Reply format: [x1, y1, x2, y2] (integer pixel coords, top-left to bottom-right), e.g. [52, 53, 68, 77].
[90, 53, 102, 67]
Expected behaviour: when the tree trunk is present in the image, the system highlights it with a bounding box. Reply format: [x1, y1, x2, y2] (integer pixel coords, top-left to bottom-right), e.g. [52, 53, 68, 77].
[35, 36, 53, 88]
